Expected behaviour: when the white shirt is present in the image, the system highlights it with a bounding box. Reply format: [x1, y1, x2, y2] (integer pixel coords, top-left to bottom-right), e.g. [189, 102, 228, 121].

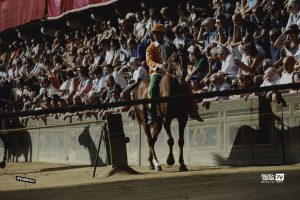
[60, 80, 71, 92]
[286, 10, 300, 30]
[221, 54, 239, 75]
[0, 71, 7, 79]
[260, 76, 281, 87]
[105, 49, 120, 64]
[91, 77, 106, 93]
[112, 71, 128, 89]
[173, 36, 186, 50]
[279, 72, 293, 85]
[213, 82, 231, 100]
[132, 67, 148, 82]
[30, 62, 45, 76]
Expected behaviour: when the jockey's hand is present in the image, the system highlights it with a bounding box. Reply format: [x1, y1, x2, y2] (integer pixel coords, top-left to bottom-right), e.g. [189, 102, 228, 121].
[162, 62, 168, 68]
[155, 64, 164, 72]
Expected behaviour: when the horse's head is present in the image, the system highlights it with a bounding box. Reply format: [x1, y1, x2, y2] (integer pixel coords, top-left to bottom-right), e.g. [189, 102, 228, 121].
[167, 52, 188, 81]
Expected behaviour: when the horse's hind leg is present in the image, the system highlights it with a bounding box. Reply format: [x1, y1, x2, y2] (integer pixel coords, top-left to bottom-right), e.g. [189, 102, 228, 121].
[140, 121, 154, 170]
[151, 120, 163, 171]
[163, 119, 175, 166]
[178, 117, 188, 171]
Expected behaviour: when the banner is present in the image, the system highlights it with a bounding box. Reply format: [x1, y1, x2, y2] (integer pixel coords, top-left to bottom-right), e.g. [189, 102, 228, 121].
[47, 0, 118, 20]
[0, 0, 46, 32]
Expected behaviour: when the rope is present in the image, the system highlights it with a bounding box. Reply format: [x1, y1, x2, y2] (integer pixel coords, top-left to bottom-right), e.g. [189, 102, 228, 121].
[0, 83, 299, 118]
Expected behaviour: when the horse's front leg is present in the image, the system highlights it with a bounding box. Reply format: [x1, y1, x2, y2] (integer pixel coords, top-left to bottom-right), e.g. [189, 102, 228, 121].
[163, 119, 175, 165]
[178, 116, 188, 171]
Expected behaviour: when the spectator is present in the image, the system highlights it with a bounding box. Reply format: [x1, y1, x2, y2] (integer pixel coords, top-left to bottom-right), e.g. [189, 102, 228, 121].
[186, 46, 209, 83]
[286, 0, 300, 29]
[103, 75, 122, 103]
[1, 0, 300, 122]
[197, 17, 218, 49]
[123, 57, 148, 94]
[260, 67, 281, 86]
[274, 24, 300, 59]
[76, 67, 92, 98]
[279, 56, 296, 84]
[202, 72, 232, 105]
[217, 46, 239, 79]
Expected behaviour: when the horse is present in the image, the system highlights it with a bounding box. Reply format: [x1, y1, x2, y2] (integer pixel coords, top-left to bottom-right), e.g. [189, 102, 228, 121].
[132, 52, 190, 171]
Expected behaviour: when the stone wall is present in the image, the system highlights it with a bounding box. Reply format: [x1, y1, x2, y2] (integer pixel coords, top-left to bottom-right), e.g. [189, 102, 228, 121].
[1, 93, 300, 166]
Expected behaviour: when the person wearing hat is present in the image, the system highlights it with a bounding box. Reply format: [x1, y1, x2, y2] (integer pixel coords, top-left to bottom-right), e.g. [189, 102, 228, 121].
[146, 24, 173, 124]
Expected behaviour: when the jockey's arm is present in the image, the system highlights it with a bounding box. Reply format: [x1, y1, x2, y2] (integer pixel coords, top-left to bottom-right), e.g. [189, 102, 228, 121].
[146, 44, 163, 72]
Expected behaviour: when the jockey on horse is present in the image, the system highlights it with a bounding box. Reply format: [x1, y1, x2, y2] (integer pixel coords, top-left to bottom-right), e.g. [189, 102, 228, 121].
[146, 24, 203, 125]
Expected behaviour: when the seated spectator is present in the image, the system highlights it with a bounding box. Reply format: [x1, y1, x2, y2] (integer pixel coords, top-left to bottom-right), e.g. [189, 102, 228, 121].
[76, 67, 92, 98]
[103, 64, 127, 89]
[230, 74, 255, 100]
[235, 41, 265, 75]
[101, 88, 122, 117]
[214, 13, 232, 45]
[34, 76, 58, 102]
[286, 0, 300, 30]
[202, 72, 232, 106]
[260, 67, 281, 86]
[274, 25, 300, 60]
[122, 57, 148, 94]
[103, 75, 122, 103]
[197, 17, 218, 49]
[279, 56, 296, 84]
[186, 45, 209, 83]
[269, 28, 282, 63]
[103, 39, 121, 67]
[216, 46, 239, 79]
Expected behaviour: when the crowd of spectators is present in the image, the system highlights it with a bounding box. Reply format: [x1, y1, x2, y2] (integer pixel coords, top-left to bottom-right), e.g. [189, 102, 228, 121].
[0, 0, 300, 122]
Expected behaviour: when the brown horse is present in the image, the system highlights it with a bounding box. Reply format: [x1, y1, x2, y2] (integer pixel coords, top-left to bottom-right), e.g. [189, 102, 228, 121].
[133, 53, 189, 171]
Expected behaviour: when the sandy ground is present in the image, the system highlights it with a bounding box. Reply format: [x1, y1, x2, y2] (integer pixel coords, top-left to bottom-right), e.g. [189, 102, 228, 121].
[1, 162, 300, 200]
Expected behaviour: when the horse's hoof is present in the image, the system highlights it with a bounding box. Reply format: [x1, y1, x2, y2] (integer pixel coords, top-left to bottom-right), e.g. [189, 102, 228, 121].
[149, 164, 155, 170]
[167, 154, 175, 165]
[0, 162, 6, 169]
[179, 165, 188, 172]
[155, 166, 162, 171]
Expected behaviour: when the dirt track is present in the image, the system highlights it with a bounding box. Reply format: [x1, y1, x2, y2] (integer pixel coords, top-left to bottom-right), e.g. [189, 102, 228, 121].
[1, 163, 300, 200]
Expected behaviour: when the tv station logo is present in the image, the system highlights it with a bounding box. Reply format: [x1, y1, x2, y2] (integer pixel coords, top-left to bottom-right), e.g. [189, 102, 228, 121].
[261, 173, 285, 184]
